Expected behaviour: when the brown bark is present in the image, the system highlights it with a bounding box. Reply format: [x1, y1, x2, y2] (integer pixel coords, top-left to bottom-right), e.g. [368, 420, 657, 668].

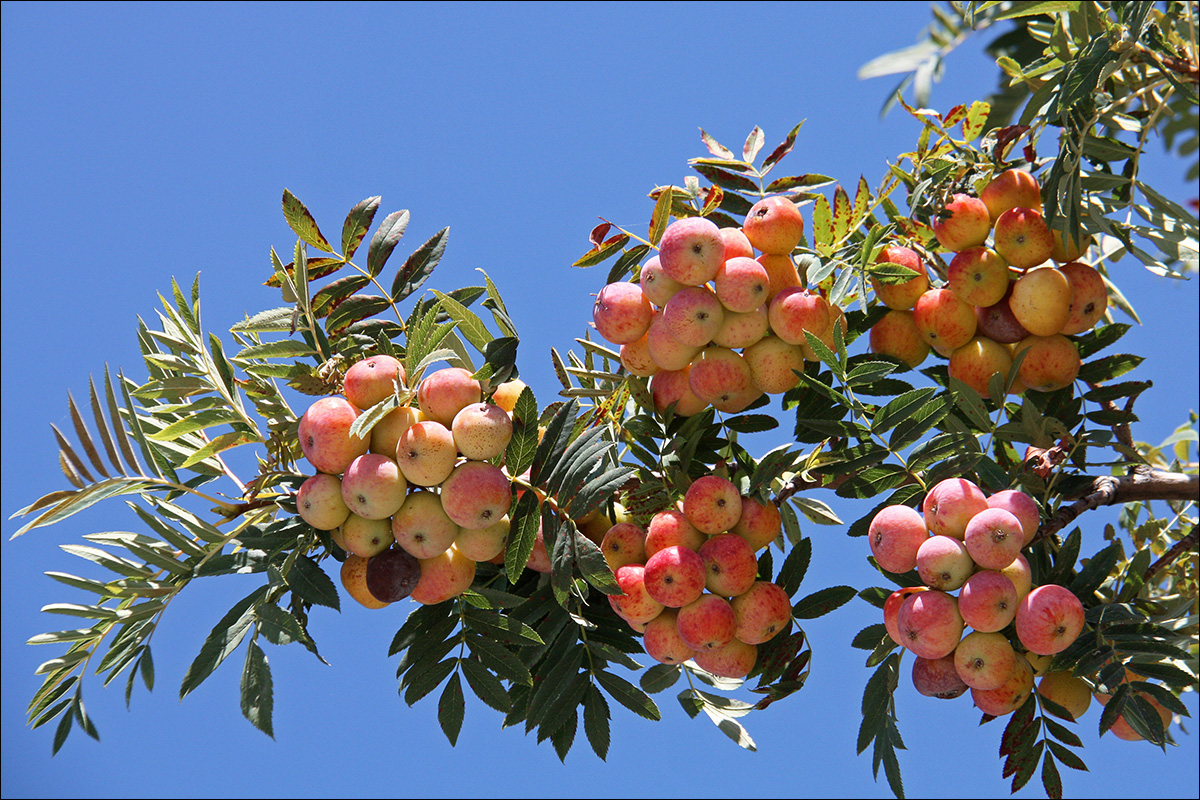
[1034, 468, 1199, 544]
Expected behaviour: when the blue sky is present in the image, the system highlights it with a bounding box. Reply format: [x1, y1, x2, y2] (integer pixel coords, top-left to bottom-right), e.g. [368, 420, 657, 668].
[3, 3, 1197, 798]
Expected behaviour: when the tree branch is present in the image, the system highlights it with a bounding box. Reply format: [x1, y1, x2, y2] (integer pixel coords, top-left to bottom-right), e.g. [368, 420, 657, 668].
[1034, 468, 1199, 544]
[1144, 529, 1199, 583]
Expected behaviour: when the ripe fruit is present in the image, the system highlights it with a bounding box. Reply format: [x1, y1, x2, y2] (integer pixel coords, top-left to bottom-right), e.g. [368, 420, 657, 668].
[454, 515, 509, 562]
[341, 513, 396, 558]
[698, 533, 758, 597]
[742, 335, 804, 393]
[883, 586, 928, 646]
[963, 507, 1024, 570]
[451, 402, 513, 460]
[592, 281, 654, 345]
[340, 453, 408, 520]
[365, 547, 421, 602]
[296, 473, 351, 531]
[417, 367, 482, 428]
[369, 404, 421, 457]
[986, 489, 1040, 547]
[730, 495, 783, 551]
[658, 216, 726, 286]
[712, 305, 770, 350]
[1016, 584, 1086, 655]
[676, 594, 738, 652]
[980, 169, 1042, 222]
[1014, 334, 1080, 393]
[948, 336, 1013, 399]
[343, 355, 405, 410]
[647, 313, 702, 371]
[932, 194, 991, 251]
[643, 545, 707, 607]
[341, 554, 390, 609]
[730, 580, 792, 645]
[912, 654, 969, 699]
[649, 367, 707, 418]
[947, 247, 1011, 308]
[868, 504, 928, 573]
[974, 283, 1030, 344]
[693, 637, 757, 679]
[971, 654, 1035, 716]
[714, 256, 770, 313]
[743, 195, 805, 255]
[601, 522, 647, 571]
[757, 253, 802, 300]
[896, 590, 964, 659]
[1010, 266, 1072, 336]
[395, 420, 458, 486]
[490, 379, 527, 413]
[993, 207, 1054, 270]
[662, 286, 725, 347]
[1037, 672, 1092, 720]
[768, 287, 831, 346]
[392, 489, 460, 559]
[870, 245, 929, 310]
[954, 630, 1017, 691]
[643, 608, 695, 665]
[299, 396, 370, 475]
[683, 475, 743, 535]
[440, 461, 512, 530]
[609, 564, 665, 624]
[912, 288, 977, 352]
[915, 535, 975, 591]
[410, 545, 477, 605]
[718, 227, 754, 261]
[639, 256, 685, 306]
[869, 310, 930, 368]
[958, 570, 1019, 632]
[688, 347, 754, 411]
[923, 478, 989, 540]
[1059, 262, 1108, 334]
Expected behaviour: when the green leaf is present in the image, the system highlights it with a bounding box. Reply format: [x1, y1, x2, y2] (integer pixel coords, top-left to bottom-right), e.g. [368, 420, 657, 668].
[437, 671, 465, 746]
[505, 386, 540, 476]
[775, 536, 812, 596]
[762, 122, 803, 171]
[648, 187, 675, 246]
[12, 479, 164, 538]
[873, 386, 936, 434]
[1077, 353, 1144, 383]
[239, 640, 274, 738]
[792, 585, 857, 619]
[640, 663, 682, 694]
[462, 607, 544, 647]
[180, 586, 266, 700]
[594, 670, 660, 721]
[582, 684, 611, 760]
[391, 227, 449, 302]
[431, 289, 492, 353]
[460, 657, 510, 713]
[286, 556, 340, 611]
[342, 196, 380, 261]
[282, 189, 334, 253]
[505, 491, 541, 584]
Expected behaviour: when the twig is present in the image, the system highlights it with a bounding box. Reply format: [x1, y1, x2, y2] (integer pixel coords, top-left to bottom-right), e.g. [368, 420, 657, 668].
[1034, 468, 1199, 544]
[1143, 528, 1199, 584]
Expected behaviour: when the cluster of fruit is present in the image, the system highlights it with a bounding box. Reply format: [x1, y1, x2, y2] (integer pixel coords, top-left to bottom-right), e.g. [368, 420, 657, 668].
[590, 197, 845, 416]
[869, 169, 1108, 398]
[598, 474, 793, 679]
[294, 355, 526, 608]
[870, 477, 1087, 717]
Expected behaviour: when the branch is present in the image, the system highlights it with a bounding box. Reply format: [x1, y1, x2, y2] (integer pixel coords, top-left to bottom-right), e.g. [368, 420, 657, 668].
[1144, 528, 1199, 583]
[1034, 468, 1199, 543]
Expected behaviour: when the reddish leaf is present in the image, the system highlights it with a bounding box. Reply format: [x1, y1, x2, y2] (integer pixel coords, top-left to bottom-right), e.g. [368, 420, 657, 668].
[699, 128, 735, 160]
[589, 223, 611, 249]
